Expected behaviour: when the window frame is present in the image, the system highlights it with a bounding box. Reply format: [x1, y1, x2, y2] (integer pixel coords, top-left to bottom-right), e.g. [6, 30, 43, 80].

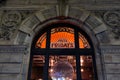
[28, 22, 98, 80]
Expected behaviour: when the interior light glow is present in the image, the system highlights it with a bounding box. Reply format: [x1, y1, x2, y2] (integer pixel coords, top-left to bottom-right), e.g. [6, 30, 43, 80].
[81, 63, 83, 66]
[50, 69, 53, 72]
[50, 59, 54, 66]
[81, 69, 84, 72]
[81, 59, 84, 63]
[80, 57, 84, 66]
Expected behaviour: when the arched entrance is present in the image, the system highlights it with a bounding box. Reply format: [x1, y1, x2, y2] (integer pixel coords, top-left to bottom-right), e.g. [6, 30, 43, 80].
[28, 21, 98, 80]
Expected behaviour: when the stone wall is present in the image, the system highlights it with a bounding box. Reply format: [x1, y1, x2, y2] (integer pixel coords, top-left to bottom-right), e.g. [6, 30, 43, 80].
[0, 45, 27, 80]
[101, 46, 120, 80]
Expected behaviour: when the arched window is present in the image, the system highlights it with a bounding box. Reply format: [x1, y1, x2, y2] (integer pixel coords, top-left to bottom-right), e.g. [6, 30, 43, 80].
[28, 22, 98, 80]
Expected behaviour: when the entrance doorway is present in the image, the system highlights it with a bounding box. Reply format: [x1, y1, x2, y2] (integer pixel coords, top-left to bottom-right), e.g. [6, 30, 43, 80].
[28, 22, 98, 80]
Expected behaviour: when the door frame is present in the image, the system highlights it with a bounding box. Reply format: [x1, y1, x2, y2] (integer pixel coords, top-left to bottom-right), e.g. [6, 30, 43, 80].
[28, 22, 98, 80]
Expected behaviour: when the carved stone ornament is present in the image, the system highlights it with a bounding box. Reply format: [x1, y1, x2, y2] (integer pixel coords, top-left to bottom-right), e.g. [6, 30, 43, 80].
[2, 11, 22, 27]
[103, 11, 120, 27]
[112, 26, 120, 39]
[0, 11, 22, 40]
[0, 29, 11, 40]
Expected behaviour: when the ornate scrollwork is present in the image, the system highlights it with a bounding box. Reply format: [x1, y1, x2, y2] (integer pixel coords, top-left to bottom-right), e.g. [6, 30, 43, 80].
[103, 11, 120, 27]
[0, 11, 22, 40]
[2, 11, 22, 27]
[0, 10, 35, 40]
[0, 29, 10, 40]
[103, 11, 120, 39]
[112, 26, 120, 39]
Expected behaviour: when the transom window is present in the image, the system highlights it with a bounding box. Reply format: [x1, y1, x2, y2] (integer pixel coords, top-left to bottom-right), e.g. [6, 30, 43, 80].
[36, 27, 90, 49]
[28, 22, 98, 80]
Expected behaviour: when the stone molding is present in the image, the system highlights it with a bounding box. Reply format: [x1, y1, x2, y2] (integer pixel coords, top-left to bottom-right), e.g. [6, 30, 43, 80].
[101, 45, 120, 53]
[0, 45, 27, 79]
[0, 45, 27, 53]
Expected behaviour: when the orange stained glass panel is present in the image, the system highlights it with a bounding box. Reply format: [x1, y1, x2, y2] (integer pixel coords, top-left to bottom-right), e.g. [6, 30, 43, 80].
[36, 33, 46, 48]
[50, 27, 75, 48]
[35, 27, 90, 49]
[50, 32, 75, 48]
[79, 33, 90, 48]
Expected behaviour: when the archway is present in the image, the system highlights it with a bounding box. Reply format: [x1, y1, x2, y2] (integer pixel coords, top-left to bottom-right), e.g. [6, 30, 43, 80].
[28, 20, 98, 80]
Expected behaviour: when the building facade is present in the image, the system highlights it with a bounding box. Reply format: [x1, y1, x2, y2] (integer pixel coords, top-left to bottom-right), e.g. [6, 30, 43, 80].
[0, 0, 120, 80]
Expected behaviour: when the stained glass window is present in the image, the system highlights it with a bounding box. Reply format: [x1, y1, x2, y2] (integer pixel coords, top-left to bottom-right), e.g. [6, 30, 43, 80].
[35, 27, 90, 49]
[36, 33, 46, 48]
[30, 23, 97, 80]
[50, 27, 75, 48]
[79, 32, 90, 48]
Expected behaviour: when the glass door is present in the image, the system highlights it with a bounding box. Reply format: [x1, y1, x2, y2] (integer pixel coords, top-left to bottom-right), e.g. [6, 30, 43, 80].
[80, 55, 95, 80]
[49, 55, 76, 80]
[30, 55, 45, 80]
[30, 55, 95, 80]
[29, 22, 98, 80]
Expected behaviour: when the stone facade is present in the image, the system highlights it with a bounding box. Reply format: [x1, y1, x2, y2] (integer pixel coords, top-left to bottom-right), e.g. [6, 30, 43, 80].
[101, 46, 120, 80]
[0, 0, 120, 80]
[0, 46, 26, 80]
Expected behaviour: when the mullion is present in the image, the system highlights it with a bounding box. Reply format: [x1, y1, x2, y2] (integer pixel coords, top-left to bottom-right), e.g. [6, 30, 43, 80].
[75, 27, 79, 49]
[46, 29, 51, 49]
[44, 29, 51, 80]
[75, 27, 81, 80]
[43, 53, 49, 80]
[92, 55, 98, 80]
[76, 54, 81, 80]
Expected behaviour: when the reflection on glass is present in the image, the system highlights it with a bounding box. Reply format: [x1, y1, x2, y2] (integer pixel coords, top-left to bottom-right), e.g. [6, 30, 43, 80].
[50, 27, 75, 48]
[31, 55, 45, 80]
[80, 56, 94, 80]
[36, 33, 46, 48]
[49, 55, 76, 80]
[79, 33, 90, 48]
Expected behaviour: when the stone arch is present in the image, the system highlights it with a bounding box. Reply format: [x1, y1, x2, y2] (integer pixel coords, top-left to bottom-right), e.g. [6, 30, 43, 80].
[15, 7, 109, 44]
[14, 7, 108, 80]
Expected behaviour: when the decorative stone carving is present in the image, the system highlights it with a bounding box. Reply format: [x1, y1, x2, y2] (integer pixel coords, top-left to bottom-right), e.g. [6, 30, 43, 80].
[0, 29, 11, 40]
[103, 11, 120, 27]
[0, 11, 22, 40]
[2, 11, 22, 27]
[103, 11, 120, 39]
[112, 26, 120, 39]
[0, 10, 34, 40]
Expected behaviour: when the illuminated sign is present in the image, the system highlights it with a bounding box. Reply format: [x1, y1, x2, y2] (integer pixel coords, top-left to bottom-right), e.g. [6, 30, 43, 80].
[50, 38, 75, 48]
